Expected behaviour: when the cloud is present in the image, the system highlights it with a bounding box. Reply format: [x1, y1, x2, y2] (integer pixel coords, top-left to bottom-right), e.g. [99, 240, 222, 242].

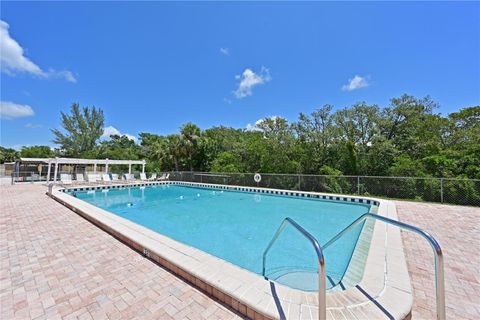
[246, 116, 280, 131]
[233, 67, 271, 99]
[220, 47, 230, 56]
[342, 75, 369, 91]
[47, 69, 77, 83]
[245, 123, 259, 131]
[101, 126, 137, 142]
[0, 101, 34, 119]
[25, 123, 43, 129]
[0, 20, 76, 83]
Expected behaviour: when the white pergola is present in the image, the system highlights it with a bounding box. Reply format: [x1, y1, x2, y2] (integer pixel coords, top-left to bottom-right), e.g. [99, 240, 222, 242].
[19, 157, 146, 182]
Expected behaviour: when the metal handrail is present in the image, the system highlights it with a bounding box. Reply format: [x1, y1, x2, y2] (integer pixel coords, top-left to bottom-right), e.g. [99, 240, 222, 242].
[262, 217, 326, 320]
[322, 213, 445, 320]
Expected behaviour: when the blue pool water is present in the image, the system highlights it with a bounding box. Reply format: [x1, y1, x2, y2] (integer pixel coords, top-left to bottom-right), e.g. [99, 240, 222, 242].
[73, 185, 370, 290]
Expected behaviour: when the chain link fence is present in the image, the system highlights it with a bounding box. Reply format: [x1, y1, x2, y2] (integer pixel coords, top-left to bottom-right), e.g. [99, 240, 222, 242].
[167, 172, 480, 207]
[8, 169, 479, 206]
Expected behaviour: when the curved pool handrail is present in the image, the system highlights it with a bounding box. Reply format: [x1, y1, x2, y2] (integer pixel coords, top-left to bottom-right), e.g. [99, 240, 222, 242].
[262, 217, 326, 320]
[322, 212, 445, 320]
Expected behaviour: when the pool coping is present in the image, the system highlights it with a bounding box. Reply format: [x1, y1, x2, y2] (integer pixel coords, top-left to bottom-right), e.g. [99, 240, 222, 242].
[49, 181, 413, 320]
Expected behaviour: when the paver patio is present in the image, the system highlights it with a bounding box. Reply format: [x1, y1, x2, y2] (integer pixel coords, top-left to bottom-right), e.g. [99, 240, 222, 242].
[0, 184, 243, 320]
[1, 183, 479, 319]
[395, 201, 480, 320]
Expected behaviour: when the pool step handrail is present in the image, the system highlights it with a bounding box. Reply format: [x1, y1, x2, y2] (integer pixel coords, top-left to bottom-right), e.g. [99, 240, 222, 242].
[262, 217, 327, 320]
[321, 213, 446, 320]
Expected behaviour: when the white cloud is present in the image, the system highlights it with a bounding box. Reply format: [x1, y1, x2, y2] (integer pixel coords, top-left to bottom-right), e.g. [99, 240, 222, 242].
[245, 123, 259, 131]
[233, 67, 271, 99]
[25, 123, 43, 129]
[101, 126, 137, 142]
[47, 69, 77, 83]
[342, 75, 369, 91]
[0, 101, 34, 119]
[0, 20, 76, 83]
[220, 47, 230, 56]
[246, 116, 280, 131]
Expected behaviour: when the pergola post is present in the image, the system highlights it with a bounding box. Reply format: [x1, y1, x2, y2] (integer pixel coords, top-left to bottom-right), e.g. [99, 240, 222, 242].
[128, 163, 132, 174]
[142, 160, 145, 173]
[46, 159, 52, 183]
[53, 157, 59, 182]
[94, 163, 97, 174]
[105, 158, 109, 173]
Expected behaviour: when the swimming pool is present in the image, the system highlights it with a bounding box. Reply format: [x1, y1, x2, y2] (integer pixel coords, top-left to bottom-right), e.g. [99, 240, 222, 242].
[72, 184, 371, 291]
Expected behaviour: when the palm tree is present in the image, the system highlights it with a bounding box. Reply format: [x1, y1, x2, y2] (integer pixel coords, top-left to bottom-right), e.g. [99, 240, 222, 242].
[180, 123, 201, 171]
[163, 135, 183, 171]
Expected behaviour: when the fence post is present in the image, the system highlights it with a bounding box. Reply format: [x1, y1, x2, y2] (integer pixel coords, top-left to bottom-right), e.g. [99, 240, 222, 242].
[440, 178, 444, 203]
[298, 174, 301, 190]
[357, 176, 360, 195]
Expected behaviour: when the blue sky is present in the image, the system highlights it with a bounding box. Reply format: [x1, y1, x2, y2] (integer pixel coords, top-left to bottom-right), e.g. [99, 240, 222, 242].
[1, 1, 479, 149]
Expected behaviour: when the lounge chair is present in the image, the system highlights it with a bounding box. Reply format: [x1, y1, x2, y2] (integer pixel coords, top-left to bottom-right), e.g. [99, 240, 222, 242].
[158, 173, 166, 181]
[102, 174, 113, 184]
[60, 174, 73, 185]
[87, 174, 99, 184]
[75, 173, 85, 184]
[123, 173, 136, 183]
[140, 173, 147, 181]
[110, 173, 127, 185]
[148, 173, 157, 181]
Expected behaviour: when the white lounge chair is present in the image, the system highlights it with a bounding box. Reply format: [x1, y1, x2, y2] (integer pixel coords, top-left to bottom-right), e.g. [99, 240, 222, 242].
[123, 173, 135, 183]
[140, 173, 147, 181]
[148, 173, 157, 181]
[75, 173, 85, 184]
[102, 174, 113, 184]
[87, 174, 99, 184]
[158, 173, 166, 181]
[110, 173, 127, 184]
[60, 174, 73, 185]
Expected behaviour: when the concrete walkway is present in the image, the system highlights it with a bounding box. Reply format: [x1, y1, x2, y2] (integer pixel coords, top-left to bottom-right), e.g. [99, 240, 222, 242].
[1, 184, 479, 319]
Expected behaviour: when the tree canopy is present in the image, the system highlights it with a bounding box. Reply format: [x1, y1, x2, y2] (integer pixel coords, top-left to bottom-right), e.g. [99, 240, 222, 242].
[1, 96, 479, 182]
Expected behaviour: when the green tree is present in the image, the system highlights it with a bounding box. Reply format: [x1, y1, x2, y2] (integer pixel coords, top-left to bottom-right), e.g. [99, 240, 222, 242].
[293, 105, 335, 172]
[51, 103, 104, 157]
[97, 135, 140, 160]
[180, 123, 202, 171]
[210, 151, 242, 173]
[0, 146, 18, 163]
[19, 145, 55, 158]
[164, 135, 183, 171]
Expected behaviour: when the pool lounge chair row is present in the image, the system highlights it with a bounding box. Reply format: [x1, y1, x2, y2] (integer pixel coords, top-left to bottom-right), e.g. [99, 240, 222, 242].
[59, 173, 169, 185]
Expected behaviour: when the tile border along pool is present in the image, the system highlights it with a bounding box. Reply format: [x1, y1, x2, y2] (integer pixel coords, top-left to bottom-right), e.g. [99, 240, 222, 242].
[49, 181, 412, 320]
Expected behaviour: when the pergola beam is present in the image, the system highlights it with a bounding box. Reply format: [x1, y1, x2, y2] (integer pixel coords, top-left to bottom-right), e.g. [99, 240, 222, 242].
[20, 157, 145, 166]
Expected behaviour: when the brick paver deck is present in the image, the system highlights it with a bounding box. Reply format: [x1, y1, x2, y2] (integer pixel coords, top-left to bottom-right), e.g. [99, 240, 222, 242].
[395, 201, 480, 320]
[2, 184, 479, 319]
[0, 184, 243, 320]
